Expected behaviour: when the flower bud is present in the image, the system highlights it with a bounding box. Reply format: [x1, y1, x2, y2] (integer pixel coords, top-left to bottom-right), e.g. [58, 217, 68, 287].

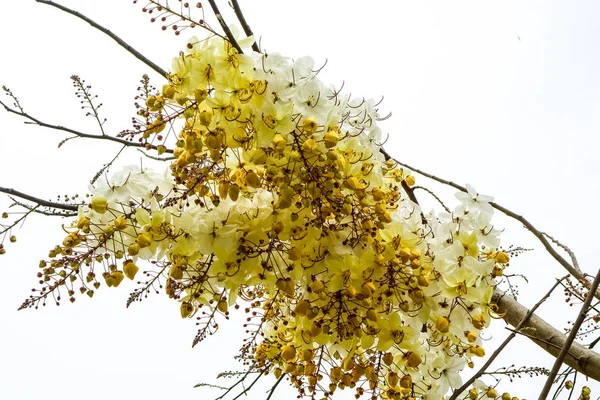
[229, 184, 240, 201]
[400, 374, 412, 389]
[123, 260, 139, 280]
[486, 388, 497, 398]
[293, 298, 310, 315]
[330, 366, 343, 381]
[194, 88, 208, 102]
[281, 345, 296, 361]
[386, 371, 398, 388]
[136, 232, 153, 248]
[180, 302, 194, 318]
[495, 251, 510, 264]
[310, 280, 325, 294]
[406, 352, 421, 368]
[472, 313, 486, 330]
[302, 117, 318, 134]
[405, 175, 415, 186]
[111, 271, 125, 287]
[128, 243, 140, 256]
[436, 316, 450, 333]
[245, 170, 261, 188]
[469, 345, 486, 357]
[466, 331, 478, 343]
[323, 129, 339, 148]
[272, 133, 286, 152]
[162, 84, 175, 99]
[114, 215, 128, 230]
[217, 300, 228, 313]
[383, 352, 394, 366]
[565, 381, 574, 390]
[90, 195, 108, 214]
[76, 216, 90, 230]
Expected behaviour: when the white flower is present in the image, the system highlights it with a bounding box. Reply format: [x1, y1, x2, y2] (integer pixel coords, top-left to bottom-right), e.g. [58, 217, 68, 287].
[455, 184, 494, 216]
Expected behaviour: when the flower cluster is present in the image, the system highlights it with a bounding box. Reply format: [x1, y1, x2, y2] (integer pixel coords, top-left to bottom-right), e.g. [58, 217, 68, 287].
[22, 35, 513, 400]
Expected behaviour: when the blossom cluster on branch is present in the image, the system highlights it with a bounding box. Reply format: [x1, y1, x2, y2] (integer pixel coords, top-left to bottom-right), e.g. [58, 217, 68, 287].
[19, 33, 515, 400]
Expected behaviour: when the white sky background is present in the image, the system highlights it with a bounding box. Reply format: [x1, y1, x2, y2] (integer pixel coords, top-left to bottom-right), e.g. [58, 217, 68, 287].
[0, 1, 599, 399]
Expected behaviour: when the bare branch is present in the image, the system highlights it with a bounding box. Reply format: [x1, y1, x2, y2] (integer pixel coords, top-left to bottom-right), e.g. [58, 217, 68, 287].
[539, 266, 600, 398]
[0, 97, 172, 154]
[35, 1, 167, 77]
[449, 277, 567, 400]
[8, 197, 77, 217]
[206, 0, 243, 54]
[230, 0, 261, 53]
[0, 187, 78, 212]
[492, 289, 600, 382]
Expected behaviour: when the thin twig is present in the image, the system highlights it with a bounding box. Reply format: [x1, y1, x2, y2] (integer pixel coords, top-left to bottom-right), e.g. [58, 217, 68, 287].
[412, 185, 451, 213]
[35, 1, 166, 77]
[542, 231, 580, 273]
[0, 187, 78, 212]
[8, 197, 77, 217]
[539, 267, 600, 399]
[0, 99, 173, 154]
[230, 0, 260, 53]
[266, 373, 285, 400]
[206, 0, 243, 54]
[449, 277, 567, 400]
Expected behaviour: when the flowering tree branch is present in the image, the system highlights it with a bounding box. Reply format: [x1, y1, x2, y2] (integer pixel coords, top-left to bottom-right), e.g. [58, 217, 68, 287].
[389, 157, 597, 300]
[492, 290, 600, 382]
[449, 277, 567, 400]
[2, 2, 597, 399]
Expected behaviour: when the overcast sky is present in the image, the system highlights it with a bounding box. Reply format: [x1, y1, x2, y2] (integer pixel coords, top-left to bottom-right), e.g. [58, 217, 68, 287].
[1, 1, 599, 399]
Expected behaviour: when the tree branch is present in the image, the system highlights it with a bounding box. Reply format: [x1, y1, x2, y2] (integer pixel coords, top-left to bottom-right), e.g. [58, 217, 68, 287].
[0, 98, 172, 154]
[383, 152, 598, 300]
[35, 1, 167, 77]
[539, 266, 600, 398]
[0, 187, 78, 212]
[492, 289, 600, 382]
[230, 0, 261, 53]
[206, 0, 243, 54]
[449, 277, 567, 400]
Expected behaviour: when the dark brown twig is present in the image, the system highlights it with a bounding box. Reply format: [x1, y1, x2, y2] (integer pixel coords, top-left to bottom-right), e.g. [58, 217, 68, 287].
[0, 99, 172, 154]
[35, 1, 167, 77]
[0, 187, 78, 212]
[206, 0, 243, 54]
[230, 0, 260, 53]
